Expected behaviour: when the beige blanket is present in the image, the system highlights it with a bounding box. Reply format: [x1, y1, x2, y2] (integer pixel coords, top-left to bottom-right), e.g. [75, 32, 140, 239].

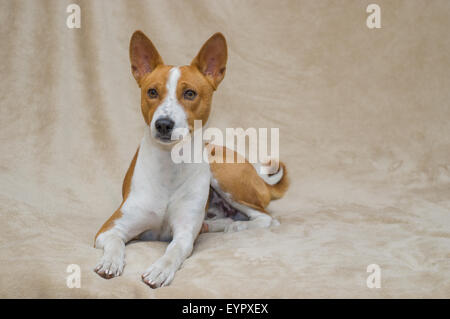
[0, 0, 449, 298]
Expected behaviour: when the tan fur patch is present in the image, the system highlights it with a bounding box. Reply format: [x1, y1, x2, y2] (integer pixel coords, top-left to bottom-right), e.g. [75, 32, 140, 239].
[177, 65, 215, 131]
[94, 148, 139, 244]
[138, 65, 173, 125]
[208, 145, 272, 213]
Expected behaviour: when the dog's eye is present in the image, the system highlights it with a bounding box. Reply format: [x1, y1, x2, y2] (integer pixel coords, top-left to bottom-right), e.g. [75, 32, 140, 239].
[183, 89, 197, 100]
[147, 88, 158, 99]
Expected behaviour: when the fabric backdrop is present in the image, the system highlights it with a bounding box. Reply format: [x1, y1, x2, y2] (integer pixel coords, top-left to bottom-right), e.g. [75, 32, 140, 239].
[0, 0, 449, 298]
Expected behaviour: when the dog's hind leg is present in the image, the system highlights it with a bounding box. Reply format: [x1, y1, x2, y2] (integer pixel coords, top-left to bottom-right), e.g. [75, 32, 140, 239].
[204, 217, 234, 232]
[206, 182, 277, 233]
[204, 198, 277, 233]
[223, 204, 276, 233]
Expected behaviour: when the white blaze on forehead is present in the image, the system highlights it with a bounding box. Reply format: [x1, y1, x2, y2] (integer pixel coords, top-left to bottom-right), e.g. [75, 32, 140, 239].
[166, 67, 181, 99]
[150, 66, 189, 140]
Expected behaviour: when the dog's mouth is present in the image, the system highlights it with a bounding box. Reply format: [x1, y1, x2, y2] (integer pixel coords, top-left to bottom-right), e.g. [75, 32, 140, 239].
[154, 133, 185, 146]
[154, 135, 176, 145]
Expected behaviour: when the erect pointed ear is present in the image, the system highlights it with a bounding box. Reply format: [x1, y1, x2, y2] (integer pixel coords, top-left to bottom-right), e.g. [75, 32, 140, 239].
[129, 30, 164, 86]
[191, 33, 227, 90]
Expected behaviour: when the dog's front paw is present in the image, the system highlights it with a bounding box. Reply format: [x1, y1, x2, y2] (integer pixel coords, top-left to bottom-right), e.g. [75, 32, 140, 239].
[94, 256, 125, 279]
[224, 221, 248, 233]
[142, 261, 176, 288]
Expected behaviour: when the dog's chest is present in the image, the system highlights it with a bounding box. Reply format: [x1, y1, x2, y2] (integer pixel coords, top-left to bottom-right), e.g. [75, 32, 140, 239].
[130, 146, 185, 212]
[125, 133, 209, 220]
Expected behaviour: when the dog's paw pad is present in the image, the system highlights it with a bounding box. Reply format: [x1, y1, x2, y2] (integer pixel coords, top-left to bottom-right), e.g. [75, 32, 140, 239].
[141, 264, 175, 288]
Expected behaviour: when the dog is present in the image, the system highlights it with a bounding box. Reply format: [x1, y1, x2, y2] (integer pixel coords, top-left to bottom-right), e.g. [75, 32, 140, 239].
[94, 31, 289, 288]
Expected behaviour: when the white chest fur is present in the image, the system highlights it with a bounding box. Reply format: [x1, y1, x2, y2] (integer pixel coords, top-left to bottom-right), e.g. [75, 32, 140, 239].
[115, 129, 211, 241]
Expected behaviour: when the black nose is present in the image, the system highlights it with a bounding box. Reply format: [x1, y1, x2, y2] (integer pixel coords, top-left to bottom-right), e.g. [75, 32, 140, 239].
[155, 117, 175, 137]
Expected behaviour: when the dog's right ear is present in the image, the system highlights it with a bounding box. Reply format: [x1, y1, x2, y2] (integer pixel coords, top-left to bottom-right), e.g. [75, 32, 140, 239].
[129, 31, 164, 86]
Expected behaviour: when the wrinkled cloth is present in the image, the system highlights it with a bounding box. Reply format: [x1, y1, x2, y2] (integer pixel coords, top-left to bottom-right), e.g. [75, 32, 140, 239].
[0, 0, 449, 298]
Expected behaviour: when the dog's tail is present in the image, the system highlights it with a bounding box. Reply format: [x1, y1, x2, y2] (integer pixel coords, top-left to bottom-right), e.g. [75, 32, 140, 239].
[256, 159, 289, 200]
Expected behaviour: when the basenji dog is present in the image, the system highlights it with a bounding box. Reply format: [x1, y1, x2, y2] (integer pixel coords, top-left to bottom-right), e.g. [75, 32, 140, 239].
[94, 31, 289, 288]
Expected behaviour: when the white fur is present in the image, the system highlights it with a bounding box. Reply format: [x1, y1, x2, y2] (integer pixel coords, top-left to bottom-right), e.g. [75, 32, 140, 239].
[150, 67, 189, 143]
[252, 160, 284, 185]
[260, 166, 284, 185]
[95, 67, 211, 288]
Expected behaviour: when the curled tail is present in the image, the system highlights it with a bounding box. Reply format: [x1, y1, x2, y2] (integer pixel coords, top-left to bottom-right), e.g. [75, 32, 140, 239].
[256, 160, 289, 200]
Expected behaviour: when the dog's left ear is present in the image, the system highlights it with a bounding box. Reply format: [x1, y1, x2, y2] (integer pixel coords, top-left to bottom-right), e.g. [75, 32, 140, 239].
[191, 33, 227, 90]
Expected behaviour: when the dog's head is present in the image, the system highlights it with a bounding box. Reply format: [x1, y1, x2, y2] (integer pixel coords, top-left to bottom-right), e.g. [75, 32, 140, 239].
[129, 30, 227, 145]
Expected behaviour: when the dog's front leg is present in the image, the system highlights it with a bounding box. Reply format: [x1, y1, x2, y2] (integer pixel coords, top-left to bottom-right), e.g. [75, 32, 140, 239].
[142, 185, 207, 288]
[141, 229, 196, 288]
[141, 162, 210, 288]
[94, 229, 126, 279]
